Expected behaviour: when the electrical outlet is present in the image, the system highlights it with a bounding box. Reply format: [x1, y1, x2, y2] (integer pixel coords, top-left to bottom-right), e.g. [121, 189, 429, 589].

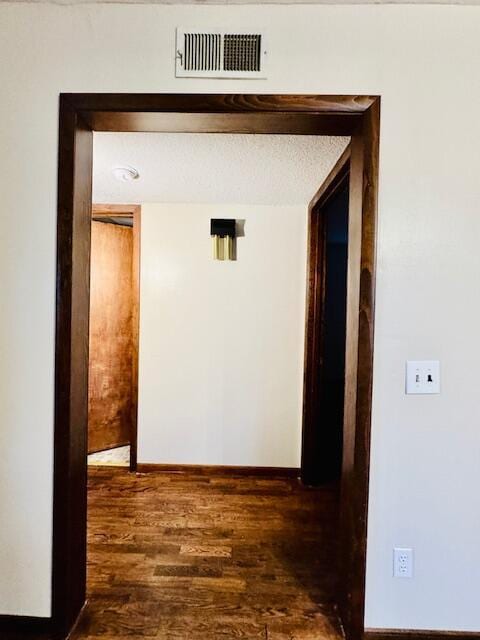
[393, 547, 414, 578]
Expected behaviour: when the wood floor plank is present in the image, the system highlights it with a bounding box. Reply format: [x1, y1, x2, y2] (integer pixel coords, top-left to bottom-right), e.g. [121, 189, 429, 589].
[69, 468, 344, 640]
[180, 544, 232, 558]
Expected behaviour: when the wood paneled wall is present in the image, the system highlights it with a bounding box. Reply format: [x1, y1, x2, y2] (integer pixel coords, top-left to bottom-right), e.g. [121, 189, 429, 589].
[88, 221, 133, 453]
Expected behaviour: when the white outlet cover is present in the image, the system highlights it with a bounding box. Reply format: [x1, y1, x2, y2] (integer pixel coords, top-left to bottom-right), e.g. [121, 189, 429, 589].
[393, 547, 414, 578]
[406, 360, 440, 395]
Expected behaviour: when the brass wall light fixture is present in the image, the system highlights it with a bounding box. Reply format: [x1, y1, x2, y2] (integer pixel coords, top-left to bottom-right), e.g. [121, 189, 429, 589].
[211, 219, 236, 261]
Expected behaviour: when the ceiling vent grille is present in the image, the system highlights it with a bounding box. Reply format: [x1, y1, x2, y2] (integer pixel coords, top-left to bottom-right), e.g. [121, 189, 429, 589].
[176, 29, 267, 79]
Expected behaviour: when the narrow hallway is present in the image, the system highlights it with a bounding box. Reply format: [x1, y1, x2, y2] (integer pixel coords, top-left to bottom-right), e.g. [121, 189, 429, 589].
[72, 468, 343, 639]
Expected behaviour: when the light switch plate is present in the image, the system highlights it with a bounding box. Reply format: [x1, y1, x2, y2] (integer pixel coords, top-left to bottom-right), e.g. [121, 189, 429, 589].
[406, 360, 440, 394]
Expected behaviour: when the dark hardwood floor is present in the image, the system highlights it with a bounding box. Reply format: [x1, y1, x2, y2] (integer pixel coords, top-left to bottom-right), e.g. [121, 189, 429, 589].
[71, 467, 344, 640]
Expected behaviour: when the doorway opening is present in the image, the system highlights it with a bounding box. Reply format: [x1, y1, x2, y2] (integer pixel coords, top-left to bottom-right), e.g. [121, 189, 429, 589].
[87, 204, 140, 471]
[79, 131, 350, 639]
[53, 94, 379, 640]
[302, 149, 350, 486]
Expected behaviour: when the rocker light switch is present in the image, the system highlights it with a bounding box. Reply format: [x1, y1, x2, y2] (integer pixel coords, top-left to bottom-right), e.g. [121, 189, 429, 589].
[406, 360, 440, 394]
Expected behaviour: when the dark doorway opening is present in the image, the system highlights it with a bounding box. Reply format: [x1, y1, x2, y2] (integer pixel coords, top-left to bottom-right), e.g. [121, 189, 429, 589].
[302, 151, 350, 487]
[316, 175, 349, 484]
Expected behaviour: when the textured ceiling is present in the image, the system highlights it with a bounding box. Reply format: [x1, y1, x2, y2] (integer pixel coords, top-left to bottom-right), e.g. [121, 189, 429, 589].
[93, 133, 349, 206]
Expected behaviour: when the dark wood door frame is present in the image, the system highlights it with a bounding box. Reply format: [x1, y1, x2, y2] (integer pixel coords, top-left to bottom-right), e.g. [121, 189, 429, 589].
[52, 94, 380, 640]
[301, 144, 351, 486]
[90, 204, 141, 471]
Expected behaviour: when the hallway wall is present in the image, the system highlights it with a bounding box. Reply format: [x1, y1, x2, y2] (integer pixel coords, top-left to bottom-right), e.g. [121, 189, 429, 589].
[137, 203, 307, 468]
[1, 2, 480, 632]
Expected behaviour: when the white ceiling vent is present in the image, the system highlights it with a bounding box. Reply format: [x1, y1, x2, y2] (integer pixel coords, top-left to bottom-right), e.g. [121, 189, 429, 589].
[176, 29, 267, 79]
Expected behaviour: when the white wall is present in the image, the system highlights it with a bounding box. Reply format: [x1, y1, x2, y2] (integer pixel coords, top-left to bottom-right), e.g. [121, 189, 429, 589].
[1, 2, 480, 631]
[138, 204, 307, 467]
